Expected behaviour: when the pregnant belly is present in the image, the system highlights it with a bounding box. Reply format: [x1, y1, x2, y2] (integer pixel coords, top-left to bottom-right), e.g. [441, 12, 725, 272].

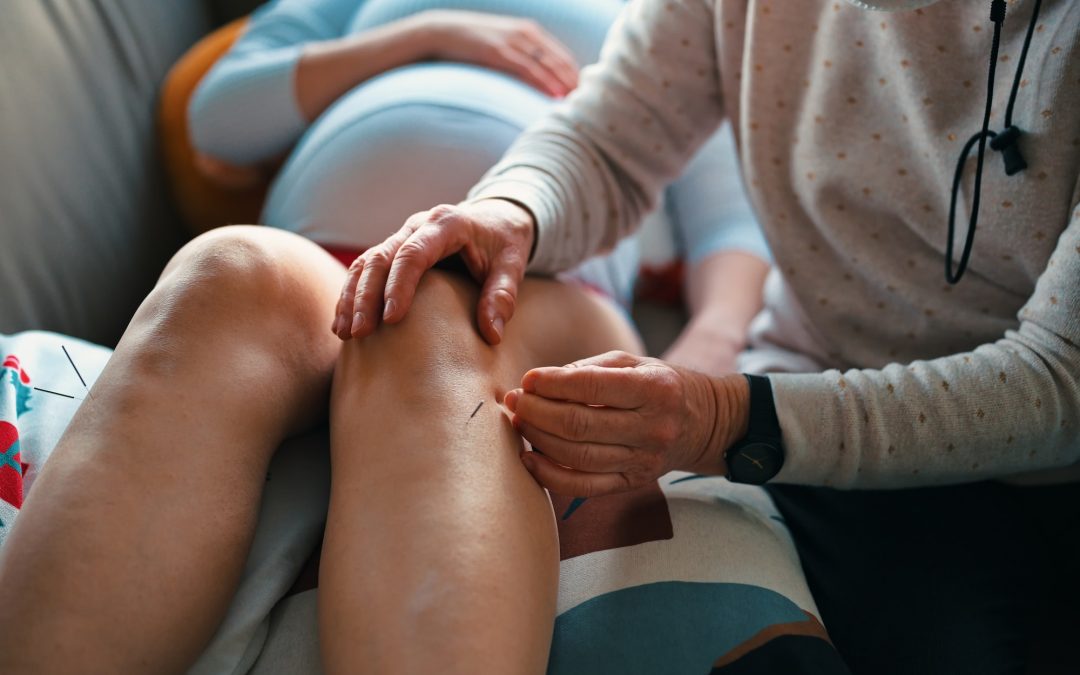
[262, 63, 553, 249]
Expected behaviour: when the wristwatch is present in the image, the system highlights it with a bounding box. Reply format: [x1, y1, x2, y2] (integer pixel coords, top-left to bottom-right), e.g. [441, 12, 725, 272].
[724, 374, 785, 485]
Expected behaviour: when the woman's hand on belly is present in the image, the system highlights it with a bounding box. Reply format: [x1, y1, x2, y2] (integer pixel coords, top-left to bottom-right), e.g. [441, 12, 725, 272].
[419, 10, 579, 98]
[333, 198, 536, 346]
[292, 9, 576, 124]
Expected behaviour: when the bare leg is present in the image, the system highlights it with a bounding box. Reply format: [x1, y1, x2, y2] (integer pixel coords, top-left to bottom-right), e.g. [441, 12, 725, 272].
[320, 272, 642, 674]
[0, 227, 346, 674]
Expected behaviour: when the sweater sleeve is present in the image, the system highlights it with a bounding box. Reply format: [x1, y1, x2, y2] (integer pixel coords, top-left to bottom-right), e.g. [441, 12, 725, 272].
[771, 194, 1080, 488]
[666, 123, 770, 266]
[188, 0, 357, 165]
[468, 0, 725, 274]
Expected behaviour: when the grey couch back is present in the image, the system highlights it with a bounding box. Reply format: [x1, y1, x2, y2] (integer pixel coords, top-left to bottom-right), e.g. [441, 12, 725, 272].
[0, 0, 259, 346]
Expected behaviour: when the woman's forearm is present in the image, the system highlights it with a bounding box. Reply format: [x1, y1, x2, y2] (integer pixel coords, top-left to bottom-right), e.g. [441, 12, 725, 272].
[684, 250, 769, 343]
[663, 250, 770, 375]
[190, 11, 447, 165]
[295, 14, 436, 122]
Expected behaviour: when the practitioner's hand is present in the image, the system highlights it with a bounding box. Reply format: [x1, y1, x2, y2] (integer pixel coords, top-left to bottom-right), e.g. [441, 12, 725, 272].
[503, 351, 751, 497]
[419, 10, 579, 97]
[333, 199, 535, 345]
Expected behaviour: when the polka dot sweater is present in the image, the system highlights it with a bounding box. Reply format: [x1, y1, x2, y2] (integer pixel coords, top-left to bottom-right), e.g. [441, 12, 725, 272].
[470, 0, 1080, 487]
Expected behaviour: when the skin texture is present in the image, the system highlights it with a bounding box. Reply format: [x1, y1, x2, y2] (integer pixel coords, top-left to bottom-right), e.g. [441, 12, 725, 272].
[0, 226, 641, 674]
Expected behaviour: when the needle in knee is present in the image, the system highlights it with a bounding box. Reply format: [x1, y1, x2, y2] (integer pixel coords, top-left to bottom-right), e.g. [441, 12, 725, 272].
[61, 344, 93, 400]
[468, 400, 484, 422]
[33, 386, 82, 401]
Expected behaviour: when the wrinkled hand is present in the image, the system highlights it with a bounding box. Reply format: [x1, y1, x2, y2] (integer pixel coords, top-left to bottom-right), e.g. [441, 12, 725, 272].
[504, 351, 749, 497]
[420, 10, 579, 97]
[333, 199, 535, 345]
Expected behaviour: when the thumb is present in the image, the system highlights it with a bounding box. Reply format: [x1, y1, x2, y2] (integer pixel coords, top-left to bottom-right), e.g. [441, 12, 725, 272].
[476, 249, 525, 345]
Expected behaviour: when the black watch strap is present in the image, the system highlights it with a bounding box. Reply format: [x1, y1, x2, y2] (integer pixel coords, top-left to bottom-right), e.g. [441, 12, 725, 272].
[744, 374, 781, 441]
[724, 374, 785, 485]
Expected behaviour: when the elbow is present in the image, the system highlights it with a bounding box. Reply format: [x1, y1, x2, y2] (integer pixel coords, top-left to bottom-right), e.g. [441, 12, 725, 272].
[188, 78, 231, 163]
[186, 47, 307, 167]
[188, 87, 274, 187]
[187, 78, 253, 167]
[1046, 380, 1080, 468]
[1020, 343, 1080, 471]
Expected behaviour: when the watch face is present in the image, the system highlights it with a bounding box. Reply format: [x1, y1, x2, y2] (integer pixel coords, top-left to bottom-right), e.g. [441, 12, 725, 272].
[728, 442, 783, 485]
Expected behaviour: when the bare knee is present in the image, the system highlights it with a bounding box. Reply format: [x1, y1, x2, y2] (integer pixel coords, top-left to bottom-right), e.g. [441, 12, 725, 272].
[334, 270, 500, 400]
[155, 226, 341, 320]
[394, 270, 485, 355]
[124, 227, 343, 378]
[161, 226, 316, 308]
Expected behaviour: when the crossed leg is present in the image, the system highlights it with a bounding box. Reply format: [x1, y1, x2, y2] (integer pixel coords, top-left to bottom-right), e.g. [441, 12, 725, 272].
[0, 226, 346, 673]
[0, 225, 642, 674]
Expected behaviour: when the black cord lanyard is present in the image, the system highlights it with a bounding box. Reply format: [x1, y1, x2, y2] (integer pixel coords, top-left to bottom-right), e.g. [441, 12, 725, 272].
[946, 0, 1042, 284]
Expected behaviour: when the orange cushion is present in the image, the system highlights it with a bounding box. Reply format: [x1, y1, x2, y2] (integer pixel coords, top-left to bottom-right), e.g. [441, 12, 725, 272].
[158, 18, 273, 235]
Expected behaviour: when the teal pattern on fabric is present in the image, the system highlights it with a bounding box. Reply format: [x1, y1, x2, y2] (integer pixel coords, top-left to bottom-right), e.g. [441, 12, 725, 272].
[9, 369, 31, 418]
[0, 438, 20, 474]
[549, 582, 810, 674]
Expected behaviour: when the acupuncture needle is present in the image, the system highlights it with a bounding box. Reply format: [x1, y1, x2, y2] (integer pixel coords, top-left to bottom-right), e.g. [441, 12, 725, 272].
[61, 344, 92, 400]
[32, 386, 83, 401]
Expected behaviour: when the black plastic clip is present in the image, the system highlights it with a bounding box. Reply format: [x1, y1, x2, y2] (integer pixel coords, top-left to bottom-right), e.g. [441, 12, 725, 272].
[989, 125, 1027, 176]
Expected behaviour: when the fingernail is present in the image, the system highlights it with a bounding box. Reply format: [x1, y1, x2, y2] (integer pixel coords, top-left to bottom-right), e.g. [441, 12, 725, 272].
[492, 316, 504, 339]
[383, 298, 396, 321]
[332, 316, 341, 334]
[351, 312, 365, 334]
[521, 372, 536, 393]
[505, 390, 518, 412]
